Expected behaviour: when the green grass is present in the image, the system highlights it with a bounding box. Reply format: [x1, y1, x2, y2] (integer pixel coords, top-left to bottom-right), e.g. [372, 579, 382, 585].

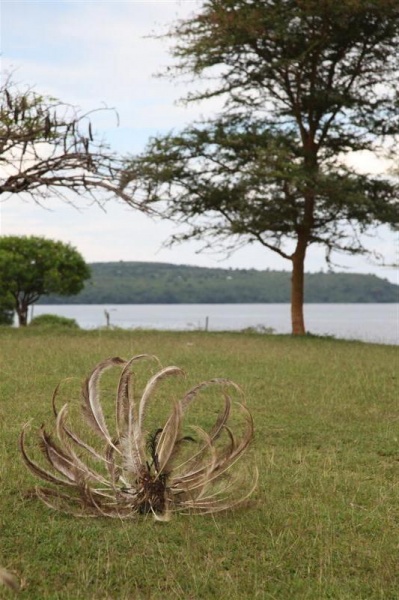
[0, 327, 398, 599]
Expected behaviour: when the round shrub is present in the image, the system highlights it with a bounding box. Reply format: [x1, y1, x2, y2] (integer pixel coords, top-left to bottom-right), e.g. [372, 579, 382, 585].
[29, 314, 80, 329]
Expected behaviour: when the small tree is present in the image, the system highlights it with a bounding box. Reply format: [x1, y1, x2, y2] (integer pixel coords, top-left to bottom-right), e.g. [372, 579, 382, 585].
[0, 77, 137, 208]
[0, 236, 90, 326]
[0, 293, 14, 326]
[122, 0, 399, 335]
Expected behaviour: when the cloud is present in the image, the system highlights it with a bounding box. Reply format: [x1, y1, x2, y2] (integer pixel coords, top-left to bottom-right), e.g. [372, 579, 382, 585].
[343, 150, 395, 176]
[2, 1, 210, 137]
[3, 1, 224, 156]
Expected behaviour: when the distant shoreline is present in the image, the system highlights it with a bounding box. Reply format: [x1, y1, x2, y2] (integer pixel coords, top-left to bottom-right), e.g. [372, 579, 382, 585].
[39, 261, 399, 305]
[32, 303, 399, 345]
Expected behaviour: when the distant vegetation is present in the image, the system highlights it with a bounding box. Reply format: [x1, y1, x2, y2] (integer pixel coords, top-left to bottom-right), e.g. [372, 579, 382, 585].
[39, 262, 399, 304]
[29, 314, 80, 329]
[0, 235, 90, 325]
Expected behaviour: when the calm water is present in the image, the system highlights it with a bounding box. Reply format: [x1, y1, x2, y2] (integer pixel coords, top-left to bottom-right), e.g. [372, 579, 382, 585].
[32, 304, 399, 345]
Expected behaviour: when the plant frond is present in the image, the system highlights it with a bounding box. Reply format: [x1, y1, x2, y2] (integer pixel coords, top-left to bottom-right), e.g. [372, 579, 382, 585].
[115, 354, 160, 437]
[137, 365, 184, 430]
[20, 354, 257, 520]
[20, 424, 76, 487]
[81, 356, 125, 446]
[156, 401, 182, 474]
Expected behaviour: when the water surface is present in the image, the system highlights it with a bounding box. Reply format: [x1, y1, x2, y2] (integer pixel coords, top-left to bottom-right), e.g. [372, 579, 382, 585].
[31, 303, 399, 345]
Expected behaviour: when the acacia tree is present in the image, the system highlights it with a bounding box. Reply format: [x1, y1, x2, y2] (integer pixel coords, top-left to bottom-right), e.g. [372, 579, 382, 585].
[122, 0, 399, 334]
[0, 77, 137, 207]
[0, 236, 90, 326]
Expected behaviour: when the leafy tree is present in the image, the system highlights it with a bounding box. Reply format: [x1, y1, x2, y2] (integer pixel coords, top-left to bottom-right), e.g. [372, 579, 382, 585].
[122, 0, 399, 334]
[0, 236, 90, 326]
[0, 76, 136, 207]
[0, 293, 14, 326]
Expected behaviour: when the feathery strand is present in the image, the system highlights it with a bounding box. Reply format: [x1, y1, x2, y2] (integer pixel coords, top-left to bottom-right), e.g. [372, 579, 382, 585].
[20, 354, 257, 520]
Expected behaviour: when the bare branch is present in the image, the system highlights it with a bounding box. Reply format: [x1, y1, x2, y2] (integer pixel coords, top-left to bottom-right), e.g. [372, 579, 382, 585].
[0, 78, 140, 210]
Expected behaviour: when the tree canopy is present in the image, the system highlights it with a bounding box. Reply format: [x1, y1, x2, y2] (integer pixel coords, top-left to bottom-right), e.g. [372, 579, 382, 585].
[122, 0, 399, 334]
[0, 236, 90, 326]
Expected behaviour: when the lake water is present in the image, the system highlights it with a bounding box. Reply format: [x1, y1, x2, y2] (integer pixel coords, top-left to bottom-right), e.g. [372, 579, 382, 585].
[32, 304, 399, 345]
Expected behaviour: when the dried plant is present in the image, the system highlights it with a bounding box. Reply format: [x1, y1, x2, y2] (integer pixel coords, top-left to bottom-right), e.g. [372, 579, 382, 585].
[0, 567, 20, 592]
[20, 355, 257, 521]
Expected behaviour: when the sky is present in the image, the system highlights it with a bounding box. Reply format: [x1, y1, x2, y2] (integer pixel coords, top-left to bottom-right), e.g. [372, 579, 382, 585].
[0, 0, 398, 283]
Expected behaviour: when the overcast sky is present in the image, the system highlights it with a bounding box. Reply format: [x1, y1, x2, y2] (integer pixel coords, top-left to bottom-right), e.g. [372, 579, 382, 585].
[1, 0, 398, 283]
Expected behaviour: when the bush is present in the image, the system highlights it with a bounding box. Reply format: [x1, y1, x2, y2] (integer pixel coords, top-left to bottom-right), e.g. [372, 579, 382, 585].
[240, 324, 275, 334]
[0, 295, 15, 326]
[29, 314, 79, 329]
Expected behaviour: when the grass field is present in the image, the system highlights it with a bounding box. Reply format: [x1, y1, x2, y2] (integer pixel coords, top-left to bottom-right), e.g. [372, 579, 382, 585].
[0, 327, 398, 599]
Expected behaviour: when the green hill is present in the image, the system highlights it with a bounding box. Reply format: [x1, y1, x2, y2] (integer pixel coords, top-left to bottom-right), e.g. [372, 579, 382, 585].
[38, 262, 399, 304]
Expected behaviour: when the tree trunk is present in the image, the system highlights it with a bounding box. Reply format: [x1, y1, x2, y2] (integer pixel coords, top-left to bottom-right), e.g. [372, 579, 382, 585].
[16, 302, 28, 327]
[291, 237, 307, 335]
